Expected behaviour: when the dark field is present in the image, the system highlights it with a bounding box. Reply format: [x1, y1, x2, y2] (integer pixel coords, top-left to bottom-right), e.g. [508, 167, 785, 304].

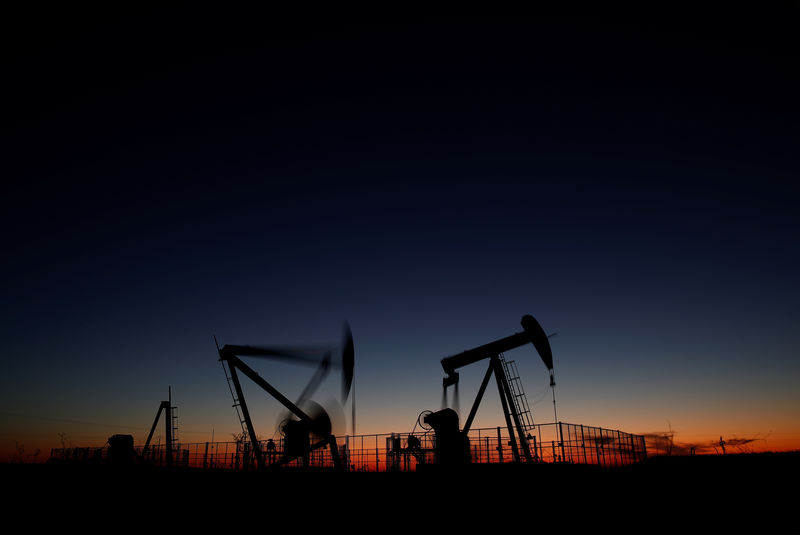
[4, 452, 797, 527]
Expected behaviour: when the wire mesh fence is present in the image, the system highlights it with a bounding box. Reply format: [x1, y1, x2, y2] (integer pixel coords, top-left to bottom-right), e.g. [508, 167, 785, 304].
[49, 422, 646, 471]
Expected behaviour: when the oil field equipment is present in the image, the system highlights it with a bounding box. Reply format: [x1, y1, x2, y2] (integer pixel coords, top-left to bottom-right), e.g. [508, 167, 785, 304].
[141, 386, 178, 466]
[215, 324, 354, 470]
[439, 314, 554, 464]
[424, 408, 471, 466]
[107, 434, 136, 464]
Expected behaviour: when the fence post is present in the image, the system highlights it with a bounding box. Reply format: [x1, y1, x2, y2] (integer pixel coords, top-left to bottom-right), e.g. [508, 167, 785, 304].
[580, 425, 587, 465]
[496, 427, 504, 463]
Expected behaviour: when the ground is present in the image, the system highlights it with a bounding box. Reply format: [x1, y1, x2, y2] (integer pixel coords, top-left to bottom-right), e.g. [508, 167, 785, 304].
[4, 452, 796, 527]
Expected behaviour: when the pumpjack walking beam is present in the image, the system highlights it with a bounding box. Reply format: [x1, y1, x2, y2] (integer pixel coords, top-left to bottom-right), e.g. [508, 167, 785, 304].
[441, 314, 554, 463]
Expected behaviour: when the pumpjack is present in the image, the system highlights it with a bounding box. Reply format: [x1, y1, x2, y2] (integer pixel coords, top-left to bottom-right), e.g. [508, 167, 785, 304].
[438, 314, 554, 464]
[216, 325, 354, 470]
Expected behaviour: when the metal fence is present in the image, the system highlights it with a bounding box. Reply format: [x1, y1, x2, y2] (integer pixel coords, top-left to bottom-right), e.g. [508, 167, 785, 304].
[49, 422, 646, 471]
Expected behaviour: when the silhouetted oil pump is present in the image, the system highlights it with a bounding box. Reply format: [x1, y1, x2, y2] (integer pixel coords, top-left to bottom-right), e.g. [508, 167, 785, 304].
[440, 314, 554, 463]
[216, 324, 354, 470]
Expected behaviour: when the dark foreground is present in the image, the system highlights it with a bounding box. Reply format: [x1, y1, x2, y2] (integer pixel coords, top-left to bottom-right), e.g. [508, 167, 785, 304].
[4, 452, 797, 527]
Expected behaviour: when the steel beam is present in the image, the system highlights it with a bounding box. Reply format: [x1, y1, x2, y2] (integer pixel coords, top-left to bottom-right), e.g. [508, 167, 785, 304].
[462, 361, 495, 434]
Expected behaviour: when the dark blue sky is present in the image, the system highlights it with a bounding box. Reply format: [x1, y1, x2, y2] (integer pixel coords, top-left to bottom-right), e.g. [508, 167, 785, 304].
[2, 13, 798, 455]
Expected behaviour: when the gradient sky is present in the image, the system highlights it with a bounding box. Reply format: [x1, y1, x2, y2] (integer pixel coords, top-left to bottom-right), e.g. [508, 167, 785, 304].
[3, 12, 799, 460]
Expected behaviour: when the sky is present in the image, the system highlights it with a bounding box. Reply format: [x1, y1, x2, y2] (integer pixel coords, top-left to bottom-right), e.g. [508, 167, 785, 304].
[2, 12, 799, 461]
